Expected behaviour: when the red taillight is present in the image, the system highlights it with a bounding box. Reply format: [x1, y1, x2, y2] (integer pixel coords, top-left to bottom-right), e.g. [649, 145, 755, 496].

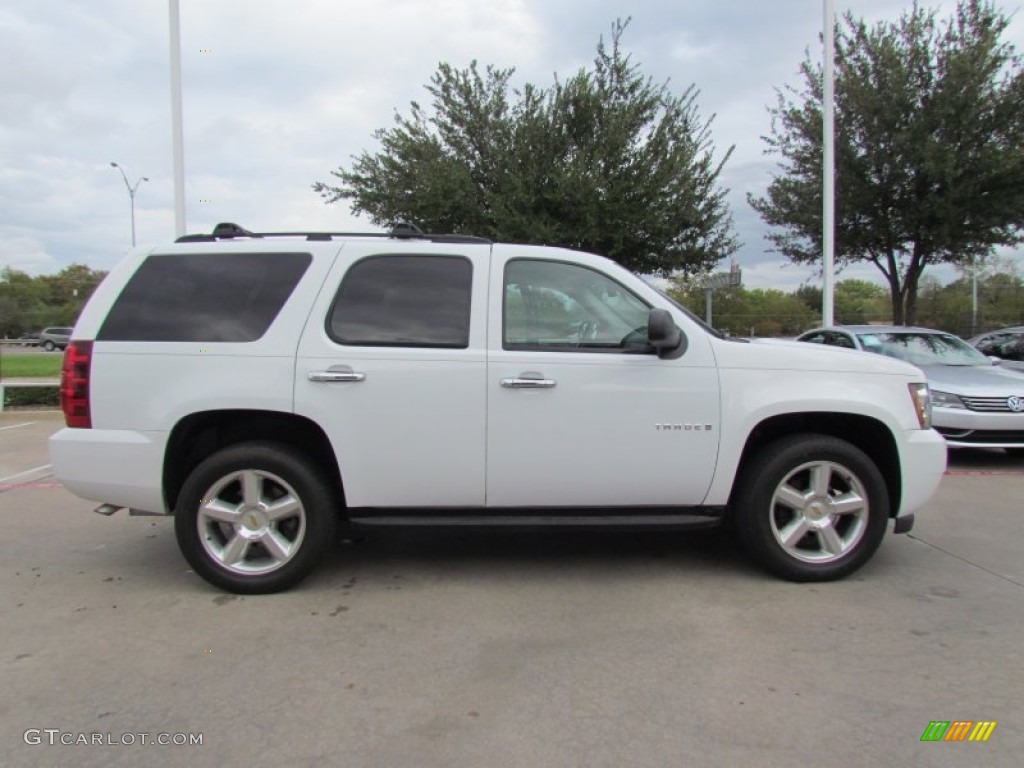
[61, 340, 92, 428]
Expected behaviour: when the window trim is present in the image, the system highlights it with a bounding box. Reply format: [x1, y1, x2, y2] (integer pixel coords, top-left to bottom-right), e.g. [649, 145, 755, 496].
[325, 253, 474, 349]
[501, 258, 655, 355]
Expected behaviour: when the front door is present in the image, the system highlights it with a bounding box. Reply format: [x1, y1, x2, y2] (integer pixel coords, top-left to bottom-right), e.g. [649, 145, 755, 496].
[486, 249, 720, 508]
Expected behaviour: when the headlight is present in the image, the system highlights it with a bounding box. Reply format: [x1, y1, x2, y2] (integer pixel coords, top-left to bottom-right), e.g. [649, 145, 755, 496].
[908, 383, 932, 428]
[930, 390, 966, 410]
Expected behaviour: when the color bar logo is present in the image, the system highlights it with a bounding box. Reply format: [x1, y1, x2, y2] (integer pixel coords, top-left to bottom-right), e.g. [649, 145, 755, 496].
[920, 721, 997, 742]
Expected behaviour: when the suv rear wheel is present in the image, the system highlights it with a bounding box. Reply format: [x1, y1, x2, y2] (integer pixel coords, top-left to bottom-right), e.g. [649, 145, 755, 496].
[174, 442, 338, 593]
[734, 435, 889, 581]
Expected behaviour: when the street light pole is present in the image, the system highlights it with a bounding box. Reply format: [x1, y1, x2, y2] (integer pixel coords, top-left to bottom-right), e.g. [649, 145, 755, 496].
[110, 162, 149, 246]
[822, 0, 836, 327]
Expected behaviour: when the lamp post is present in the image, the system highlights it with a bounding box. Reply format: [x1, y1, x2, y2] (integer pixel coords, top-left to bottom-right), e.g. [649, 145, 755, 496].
[822, 0, 835, 327]
[110, 162, 149, 246]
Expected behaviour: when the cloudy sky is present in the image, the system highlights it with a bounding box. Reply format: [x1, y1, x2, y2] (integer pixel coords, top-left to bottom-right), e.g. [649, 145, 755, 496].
[2, 0, 1021, 289]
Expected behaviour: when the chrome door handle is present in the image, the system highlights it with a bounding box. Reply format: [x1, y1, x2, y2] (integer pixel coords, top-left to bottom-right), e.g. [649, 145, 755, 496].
[308, 367, 366, 383]
[501, 376, 556, 389]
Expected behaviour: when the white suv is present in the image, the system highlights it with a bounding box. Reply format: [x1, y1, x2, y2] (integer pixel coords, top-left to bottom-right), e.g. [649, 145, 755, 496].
[50, 224, 947, 593]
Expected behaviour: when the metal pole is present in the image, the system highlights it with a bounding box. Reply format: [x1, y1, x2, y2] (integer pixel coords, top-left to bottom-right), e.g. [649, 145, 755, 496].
[971, 253, 978, 335]
[169, 0, 187, 238]
[706, 287, 713, 327]
[110, 162, 148, 247]
[822, 0, 836, 327]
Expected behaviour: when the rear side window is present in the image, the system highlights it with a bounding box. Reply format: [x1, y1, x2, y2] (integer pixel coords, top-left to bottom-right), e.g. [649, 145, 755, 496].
[327, 255, 472, 348]
[98, 252, 311, 342]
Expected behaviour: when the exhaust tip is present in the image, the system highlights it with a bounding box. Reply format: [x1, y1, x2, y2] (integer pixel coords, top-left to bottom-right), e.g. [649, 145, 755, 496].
[94, 504, 122, 516]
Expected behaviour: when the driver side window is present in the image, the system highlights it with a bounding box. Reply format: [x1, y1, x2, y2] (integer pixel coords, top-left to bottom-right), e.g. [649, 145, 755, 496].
[503, 259, 652, 352]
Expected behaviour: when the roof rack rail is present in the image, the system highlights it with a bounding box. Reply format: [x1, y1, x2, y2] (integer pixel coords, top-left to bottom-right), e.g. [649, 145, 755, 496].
[175, 222, 491, 245]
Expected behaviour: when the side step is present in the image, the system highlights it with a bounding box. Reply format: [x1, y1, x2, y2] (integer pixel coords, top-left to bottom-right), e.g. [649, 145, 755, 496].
[347, 510, 724, 531]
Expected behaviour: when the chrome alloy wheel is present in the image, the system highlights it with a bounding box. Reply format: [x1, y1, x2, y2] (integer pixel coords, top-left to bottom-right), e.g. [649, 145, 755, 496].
[768, 460, 869, 564]
[197, 469, 306, 575]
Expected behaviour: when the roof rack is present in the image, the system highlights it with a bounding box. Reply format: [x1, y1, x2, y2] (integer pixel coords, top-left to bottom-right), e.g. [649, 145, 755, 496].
[175, 222, 491, 245]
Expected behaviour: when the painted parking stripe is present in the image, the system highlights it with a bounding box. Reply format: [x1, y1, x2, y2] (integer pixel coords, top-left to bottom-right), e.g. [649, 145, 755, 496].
[0, 482, 63, 490]
[0, 464, 52, 483]
[0, 421, 35, 431]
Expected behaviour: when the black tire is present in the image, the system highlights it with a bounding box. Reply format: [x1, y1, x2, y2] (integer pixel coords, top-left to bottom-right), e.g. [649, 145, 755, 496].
[733, 434, 890, 582]
[174, 442, 338, 594]
[43, 340, 55, 351]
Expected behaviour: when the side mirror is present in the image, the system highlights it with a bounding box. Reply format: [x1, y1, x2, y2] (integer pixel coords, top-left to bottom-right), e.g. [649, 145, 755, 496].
[988, 356, 1002, 366]
[648, 308, 686, 359]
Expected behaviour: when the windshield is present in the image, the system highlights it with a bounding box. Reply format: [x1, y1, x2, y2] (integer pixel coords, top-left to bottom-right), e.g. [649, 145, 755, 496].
[855, 332, 989, 366]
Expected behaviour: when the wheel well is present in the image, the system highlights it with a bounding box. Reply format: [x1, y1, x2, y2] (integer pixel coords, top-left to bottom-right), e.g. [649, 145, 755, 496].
[732, 413, 902, 516]
[163, 410, 343, 513]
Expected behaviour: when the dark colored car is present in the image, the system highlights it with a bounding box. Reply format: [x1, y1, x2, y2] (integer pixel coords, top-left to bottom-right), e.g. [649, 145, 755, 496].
[969, 326, 1024, 372]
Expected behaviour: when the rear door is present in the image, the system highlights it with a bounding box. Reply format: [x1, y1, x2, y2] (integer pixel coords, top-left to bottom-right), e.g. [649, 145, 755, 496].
[294, 241, 491, 509]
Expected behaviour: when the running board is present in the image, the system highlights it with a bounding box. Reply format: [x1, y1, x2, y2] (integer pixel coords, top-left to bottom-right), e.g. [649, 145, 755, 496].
[347, 510, 723, 530]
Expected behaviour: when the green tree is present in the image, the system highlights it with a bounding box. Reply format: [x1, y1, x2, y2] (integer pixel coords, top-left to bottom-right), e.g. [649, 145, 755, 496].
[315, 20, 738, 276]
[668, 281, 818, 337]
[0, 265, 106, 336]
[834, 279, 888, 324]
[0, 268, 47, 337]
[750, 0, 1024, 325]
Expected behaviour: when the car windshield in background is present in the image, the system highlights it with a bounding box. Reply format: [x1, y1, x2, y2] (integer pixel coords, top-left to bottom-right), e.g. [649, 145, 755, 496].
[856, 332, 988, 367]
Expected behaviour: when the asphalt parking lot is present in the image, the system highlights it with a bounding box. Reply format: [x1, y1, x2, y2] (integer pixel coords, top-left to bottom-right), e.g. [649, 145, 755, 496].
[2, 411, 1022, 768]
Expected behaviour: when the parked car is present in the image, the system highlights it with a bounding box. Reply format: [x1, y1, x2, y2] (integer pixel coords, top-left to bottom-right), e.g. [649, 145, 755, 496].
[39, 326, 73, 351]
[968, 326, 1024, 372]
[797, 325, 1024, 455]
[49, 223, 946, 593]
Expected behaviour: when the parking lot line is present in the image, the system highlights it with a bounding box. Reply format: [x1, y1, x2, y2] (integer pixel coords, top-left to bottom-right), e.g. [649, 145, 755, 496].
[0, 421, 36, 431]
[0, 463, 52, 483]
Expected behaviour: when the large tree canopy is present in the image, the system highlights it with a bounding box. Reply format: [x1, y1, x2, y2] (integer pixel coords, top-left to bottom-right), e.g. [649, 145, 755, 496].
[750, 0, 1024, 324]
[315, 21, 738, 276]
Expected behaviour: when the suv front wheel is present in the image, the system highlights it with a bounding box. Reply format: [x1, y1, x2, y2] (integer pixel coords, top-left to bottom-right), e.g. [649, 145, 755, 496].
[174, 442, 338, 593]
[734, 435, 890, 581]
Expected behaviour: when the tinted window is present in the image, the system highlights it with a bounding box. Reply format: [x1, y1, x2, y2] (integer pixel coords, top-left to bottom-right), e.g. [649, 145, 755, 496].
[800, 332, 827, 345]
[504, 259, 651, 352]
[98, 252, 311, 342]
[977, 332, 1024, 361]
[328, 255, 472, 348]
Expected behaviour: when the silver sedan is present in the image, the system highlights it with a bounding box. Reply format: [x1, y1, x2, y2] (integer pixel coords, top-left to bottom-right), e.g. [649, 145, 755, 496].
[796, 325, 1024, 455]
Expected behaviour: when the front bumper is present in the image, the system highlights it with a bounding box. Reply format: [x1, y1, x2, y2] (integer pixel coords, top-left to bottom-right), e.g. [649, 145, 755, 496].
[897, 428, 947, 518]
[932, 407, 1024, 448]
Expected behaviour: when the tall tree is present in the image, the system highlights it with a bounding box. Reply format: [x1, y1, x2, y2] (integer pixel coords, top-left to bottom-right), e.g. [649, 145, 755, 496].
[315, 20, 738, 276]
[750, 0, 1024, 324]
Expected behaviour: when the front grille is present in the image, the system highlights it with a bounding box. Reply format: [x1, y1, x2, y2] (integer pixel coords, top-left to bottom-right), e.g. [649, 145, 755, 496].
[960, 396, 1024, 413]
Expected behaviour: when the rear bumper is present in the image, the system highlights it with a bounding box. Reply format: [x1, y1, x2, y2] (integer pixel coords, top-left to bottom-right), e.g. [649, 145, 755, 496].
[897, 429, 947, 518]
[49, 427, 168, 514]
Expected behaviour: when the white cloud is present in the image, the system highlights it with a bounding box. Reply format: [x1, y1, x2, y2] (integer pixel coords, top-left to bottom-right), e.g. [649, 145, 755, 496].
[0, 236, 62, 276]
[1, 0, 1020, 293]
